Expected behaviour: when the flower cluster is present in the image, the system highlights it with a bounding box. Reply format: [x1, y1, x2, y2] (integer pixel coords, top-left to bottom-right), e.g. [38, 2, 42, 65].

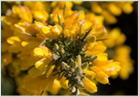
[1, 1, 134, 95]
[104, 28, 134, 80]
[91, 1, 134, 24]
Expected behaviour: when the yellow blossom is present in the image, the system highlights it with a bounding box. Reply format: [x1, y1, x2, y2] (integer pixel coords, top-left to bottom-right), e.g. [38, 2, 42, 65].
[114, 46, 134, 80]
[83, 77, 97, 93]
[104, 28, 126, 48]
[33, 46, 51, 57]
[41, 25, 62, 39]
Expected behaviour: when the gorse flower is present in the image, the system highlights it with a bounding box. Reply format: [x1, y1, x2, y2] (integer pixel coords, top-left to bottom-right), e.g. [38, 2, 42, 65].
[91, 1, 134, 24]
[104, 28, 134, 80]
[1, 1, 134, 95]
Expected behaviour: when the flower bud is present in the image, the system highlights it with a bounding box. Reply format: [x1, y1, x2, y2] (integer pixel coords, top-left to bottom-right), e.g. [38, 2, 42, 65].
[71, 68, 75, 72]
[52, 53, 59, 60]
[71, 87, 76, 93]
[54, 43, 59, 50]
[77, 55, 82, 66]
[81, 62, 88, 69]
[76, 66, 83, 75]
[70, 59, 75, 67]
[61, 61, 70, 69]
[78, 81, 84, 88]
[67, 73, 72, 77]
[75, 76, 80, 82]
[73, 62, 78, 68]
[61, 48, 65, 54]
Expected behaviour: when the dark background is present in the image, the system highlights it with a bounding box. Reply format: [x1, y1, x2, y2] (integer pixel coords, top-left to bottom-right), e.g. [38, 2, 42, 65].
[95, 2, 138, 95]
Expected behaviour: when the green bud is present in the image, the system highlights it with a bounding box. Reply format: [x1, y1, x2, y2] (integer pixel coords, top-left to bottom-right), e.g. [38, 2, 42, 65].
[77, 55, 82, 66]
[52, 54, 59, 60]
[71, 87, 76, 93]
[71, 68, 75, 72]
[81, 62, 88, 69]
[54, 43, 59, 50]
[75, 76, 80, 82]
[76, 66, 82, 75]
[67, 73, 72, 77]
[70, 59, 75, 67]
[78, 81, 84, 88]
[61, 48, 65, 54]
[61, 61, 70, 69]
[74, 62, 78, 68]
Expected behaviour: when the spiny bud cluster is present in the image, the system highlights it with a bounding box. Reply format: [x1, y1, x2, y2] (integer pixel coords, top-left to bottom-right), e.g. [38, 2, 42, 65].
[42, 15, 97, 94]
[61, 55, 89, 93]
[43, 25, 97, 94]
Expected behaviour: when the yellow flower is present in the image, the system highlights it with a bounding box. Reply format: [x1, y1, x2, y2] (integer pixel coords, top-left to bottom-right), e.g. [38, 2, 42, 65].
[107, 3, 122, 16]
[83, 77, 97, 93]
[85, 42, 106, 57]
[21, 74, 55, 94]
[15, 75, 47, 95]
[41, 25, 62, 39]
[114, 46, 134, 80]
[51, 1, 73, 8]
[91, 2, 102, 14]
[7, 36, 23, 53]
[91, 1, 134, 24]
[93, 53, 121, 76]
[102, 10, 117, 24]
[33, 46, 51, 57]
[60, 76, 69, 89]
[50, 8, 65, 24]
[12, 5, 32, 23]
[104, 28, 126, 48]
[33, 11, 48, 21]
[90, 66, 109, 84]
[24, 1, 49, 21]
[72, 1, 83, 5]
[49, 79, 61, 95]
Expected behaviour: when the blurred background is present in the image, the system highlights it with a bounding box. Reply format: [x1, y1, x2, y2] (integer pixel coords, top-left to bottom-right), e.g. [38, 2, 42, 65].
[95, 2, 138, 95]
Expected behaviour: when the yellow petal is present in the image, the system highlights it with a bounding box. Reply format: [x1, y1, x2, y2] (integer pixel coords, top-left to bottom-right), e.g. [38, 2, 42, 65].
[44, 75, 55, 91]
[35, 57, 51, 71]
[60, 76, 69, 89]
[49, 79, 61, 95]
[21, 41, 29, 47]
[108, 3, 122, 16]
[33, 11, 48, 21]
[83, 77, 97, 93]
[122, 3, 133, 14]
[102, 62, 121, 76]
[83, 69, 95, 79]
[7, 36, 21, 44]
[33, 46, 51, 57]
[85, 42, 106, 56]
[102, 10, 117, 24]
[90, 66, 109, 84]
[91, 2, 102, 14]
[28, 67, 43, 78]
[45, 65, 55, 77]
